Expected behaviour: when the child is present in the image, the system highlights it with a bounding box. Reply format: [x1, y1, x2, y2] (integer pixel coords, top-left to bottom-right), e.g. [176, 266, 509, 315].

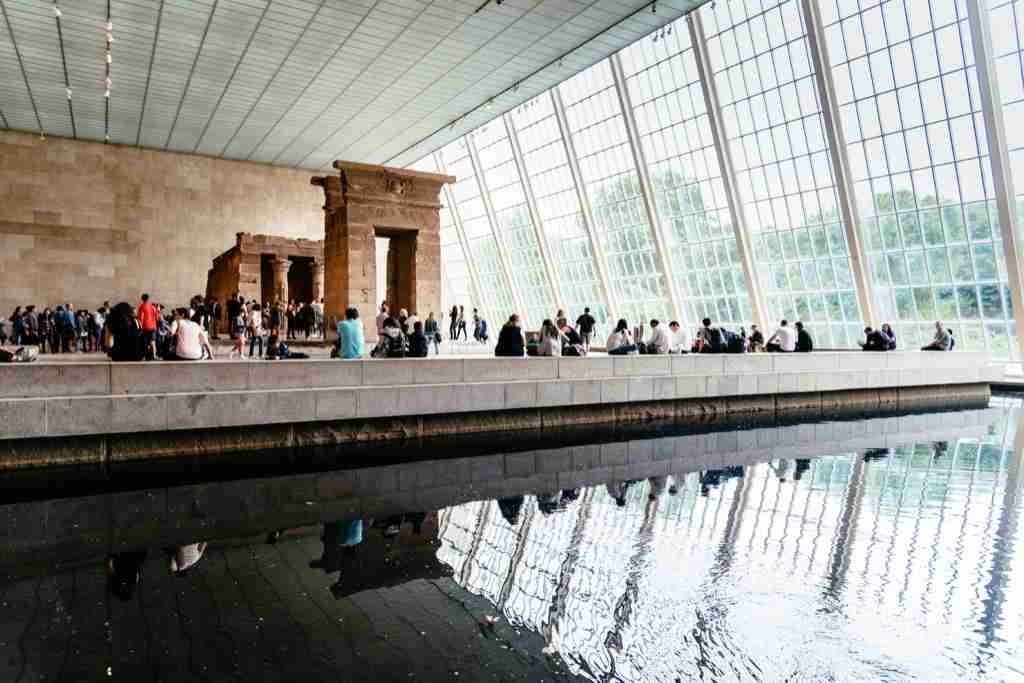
[229, 310, 245, 358]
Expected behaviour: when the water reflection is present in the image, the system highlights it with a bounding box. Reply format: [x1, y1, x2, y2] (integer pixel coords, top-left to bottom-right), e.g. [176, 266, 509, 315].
[0, 401, 1021, 681]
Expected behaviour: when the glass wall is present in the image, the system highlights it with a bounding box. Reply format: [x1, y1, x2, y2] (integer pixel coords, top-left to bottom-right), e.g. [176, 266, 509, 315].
[471, 123, 555, 329]
[509, 93, 611, 335]
[560, 61, 673, 328]
[704, 0, 863, 347]
[409, 0, 1024, 355]
[438, 140, 516, 327]
[825, 0, 1013, 352]
[620, 19, 753, 329]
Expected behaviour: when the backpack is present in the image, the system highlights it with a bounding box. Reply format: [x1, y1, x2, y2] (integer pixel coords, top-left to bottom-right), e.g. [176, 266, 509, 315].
[722, 328, 746, 354]
[703, 327, 725, 353]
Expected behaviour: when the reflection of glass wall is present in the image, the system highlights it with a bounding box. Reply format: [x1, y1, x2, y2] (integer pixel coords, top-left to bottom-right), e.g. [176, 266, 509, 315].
[560, 61, 672, 328]
[439, 140, 516, 325]
[621, 20, 752, 329]
[509, 94, 611, 336]
[472, 124, 554, 329]
[826, 1, 1014, 353]
[703, 0, 863, 348]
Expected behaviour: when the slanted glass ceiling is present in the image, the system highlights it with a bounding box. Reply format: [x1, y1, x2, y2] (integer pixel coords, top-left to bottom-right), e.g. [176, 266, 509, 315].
[413, 0, 1024, 355]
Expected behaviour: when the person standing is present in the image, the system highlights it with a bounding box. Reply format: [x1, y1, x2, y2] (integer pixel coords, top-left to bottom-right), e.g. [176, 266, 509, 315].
[376, 302, 389, 337]
[457, 305, 467, 341]
[209, 297, 221, 339]
[448, 305, 459, 340]
[248, 304, 264, 358]
[575, 308, 596, 352]
[137, 293, 159, 360]
[424, 312, 440, 355]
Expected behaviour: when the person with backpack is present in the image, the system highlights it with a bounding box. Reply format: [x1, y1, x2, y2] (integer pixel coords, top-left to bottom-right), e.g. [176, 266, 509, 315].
[695, 318, 725, 353]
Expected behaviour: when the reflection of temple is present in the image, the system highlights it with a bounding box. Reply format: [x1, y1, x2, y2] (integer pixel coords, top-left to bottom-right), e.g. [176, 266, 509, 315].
[206, 232, 325, 307]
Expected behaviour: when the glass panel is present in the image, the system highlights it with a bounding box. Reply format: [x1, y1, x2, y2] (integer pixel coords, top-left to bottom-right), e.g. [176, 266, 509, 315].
[833, 0, 1011, 353]
[560, 61, 672, 328]
[704, 0, 863, 348]
[621, 18, 753, 331]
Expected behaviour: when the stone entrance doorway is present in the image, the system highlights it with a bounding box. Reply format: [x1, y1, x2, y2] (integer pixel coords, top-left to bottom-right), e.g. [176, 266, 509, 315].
[377, 227, 417, 317]
[207, 234, 324, 310]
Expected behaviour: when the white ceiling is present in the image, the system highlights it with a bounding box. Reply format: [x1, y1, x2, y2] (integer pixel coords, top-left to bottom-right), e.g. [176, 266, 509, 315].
[0, 0, 704, 170]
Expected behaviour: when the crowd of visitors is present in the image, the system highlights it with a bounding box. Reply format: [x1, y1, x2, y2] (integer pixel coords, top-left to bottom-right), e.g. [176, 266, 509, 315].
[5, 292, 960, 363]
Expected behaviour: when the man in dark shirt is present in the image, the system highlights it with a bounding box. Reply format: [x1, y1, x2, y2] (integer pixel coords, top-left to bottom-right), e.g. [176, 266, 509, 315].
[575, 307, 596, 352]
[226, 294, 241, 339]
[860, 326, 888, 351]
[794, 321, 813, 352]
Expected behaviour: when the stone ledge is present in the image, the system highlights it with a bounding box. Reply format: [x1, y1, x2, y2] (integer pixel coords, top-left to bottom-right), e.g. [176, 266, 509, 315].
[0, 385, 993, 469]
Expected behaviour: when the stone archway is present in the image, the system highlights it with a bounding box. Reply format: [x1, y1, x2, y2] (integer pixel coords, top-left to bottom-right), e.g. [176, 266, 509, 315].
[312, 162, 454, 341]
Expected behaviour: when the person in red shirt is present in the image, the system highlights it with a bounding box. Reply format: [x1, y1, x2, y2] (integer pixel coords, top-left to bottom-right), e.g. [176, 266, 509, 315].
[137, 293, 159, 360]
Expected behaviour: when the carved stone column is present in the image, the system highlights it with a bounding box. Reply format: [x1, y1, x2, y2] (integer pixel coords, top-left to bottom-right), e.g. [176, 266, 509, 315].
[270, 257, 291, 304]
[311, 259, 325, 302]
[312, 163, 453, 342]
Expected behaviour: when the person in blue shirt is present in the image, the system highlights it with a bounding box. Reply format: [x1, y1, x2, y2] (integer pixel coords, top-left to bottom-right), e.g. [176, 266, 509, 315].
[335, 306, 365, 359]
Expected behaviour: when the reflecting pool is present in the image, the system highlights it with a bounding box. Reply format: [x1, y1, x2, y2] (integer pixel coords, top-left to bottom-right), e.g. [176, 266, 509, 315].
[0, 399, 1022, 681]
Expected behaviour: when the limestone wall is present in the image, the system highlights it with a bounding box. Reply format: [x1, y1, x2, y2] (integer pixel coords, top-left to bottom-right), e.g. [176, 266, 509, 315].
[0, 130, 322, 314]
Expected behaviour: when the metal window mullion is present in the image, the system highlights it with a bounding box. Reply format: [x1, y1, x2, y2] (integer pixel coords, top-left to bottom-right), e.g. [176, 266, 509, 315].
[800, 0, 876, 328]
[967, 0, 1024, 357]
[551, 87, 619, 322]
[503, 113, 566, 313]
[689, 13, 768, 330]
[465, 134, 527, 320]
[610, 52, 686, 325]
[434, 151, 493, 328]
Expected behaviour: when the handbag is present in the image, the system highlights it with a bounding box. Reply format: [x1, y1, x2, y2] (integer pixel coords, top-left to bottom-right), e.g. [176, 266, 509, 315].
[434, 332, 442, 343]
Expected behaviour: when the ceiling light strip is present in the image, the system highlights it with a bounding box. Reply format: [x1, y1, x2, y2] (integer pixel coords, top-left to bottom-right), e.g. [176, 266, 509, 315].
[104, 0, 111, 143]
[216, 0, 328, 157]
[0, 0, 41, 135]
[384, 0, 681, 166]
[52, 0, 76, 138]
[164, 0, 220, 149]
[192, 0, 273, 154]
[135, 0, 165, 146]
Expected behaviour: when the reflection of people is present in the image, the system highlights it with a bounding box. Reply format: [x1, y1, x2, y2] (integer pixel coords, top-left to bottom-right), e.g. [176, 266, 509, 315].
[310, 519, 364, 574]
[498, 496, 525, 525]
[106, 551, 147, 601]
[648, 475, 667, 500]
[793, 459, 811, 480]
[605, 480, 635, 507]
[169, 543, 207, 574]
[768, 459, 790, 482]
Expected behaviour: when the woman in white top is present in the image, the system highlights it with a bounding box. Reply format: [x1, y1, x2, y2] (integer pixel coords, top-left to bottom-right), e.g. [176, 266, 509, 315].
[537, 319, 564, 357]
[606, 318, 637, 355]
[248, 304, 264, 357]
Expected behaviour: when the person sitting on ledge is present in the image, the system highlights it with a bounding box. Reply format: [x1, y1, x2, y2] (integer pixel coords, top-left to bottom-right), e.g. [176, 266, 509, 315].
[165, 307, 212, 361]
[606, 318, 637, 355]
[860, 326, 889, 351]
[495, 314, 526, 357]
[266, 334, 309, 360]
[922, 320, 952, 351]
[881, 323, 897, 350]
[748, 324, 765, 352]
[104, 302, 145, 362]
[643, 319, 671, 354]
[765, 319, 795, 352]
[408, 321, 429, 358]
[668, 320, 690, 354]
[372, 316, 407, 358]
[537, 319, 564, 357]
[794, 321, 813, 352]
[336, 307, 365, 359]
[557, 317, 585, 356]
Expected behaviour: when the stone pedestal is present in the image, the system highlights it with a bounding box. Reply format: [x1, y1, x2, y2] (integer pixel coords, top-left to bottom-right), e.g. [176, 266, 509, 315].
[311, 259, 325, 303]
[270, 257, 291, 304]
[312, 162, 454, 341]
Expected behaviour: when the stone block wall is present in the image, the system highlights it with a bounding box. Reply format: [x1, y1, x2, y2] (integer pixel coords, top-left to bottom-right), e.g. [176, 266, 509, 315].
[0, 130, 322, 314]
